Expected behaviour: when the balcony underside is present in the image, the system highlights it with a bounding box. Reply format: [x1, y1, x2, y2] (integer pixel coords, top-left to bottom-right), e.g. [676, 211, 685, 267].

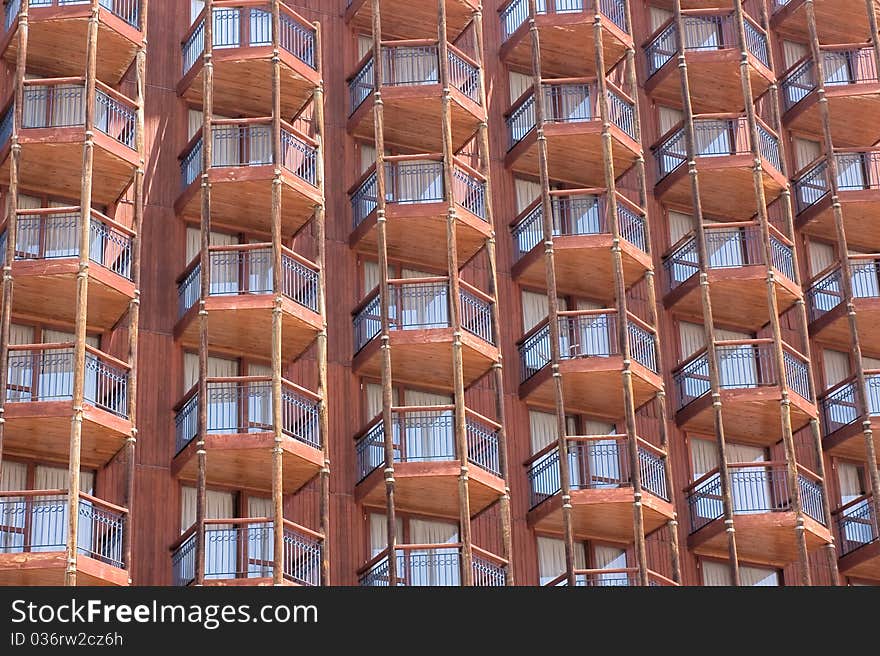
[822, 419, 880, 463]
[2, 12, 141, 84]
[175, 168, 320, 237]
[785, 90, 880, 149]
[345, 0, 477, 40]
[809, 297, 880, 351]
[512, 236, 651, 304]
[772, 0, 878, 43]
[180, 53, 318, 120]
[500, 16, 630, 77]
[688, 513, 831, 567]
[0, 552, 128, 586]
[838, 540, 880, 582]
[527, 488, 674, 544]
[357, 461, 505, 519]
[665, 268, 801, 332]
[676, 388, 816, 447]
[175, 296, 321, 362]
[5, 260, 135, 332]
[506, 124, 639, 188]
[520, 358, 663, 419]
[353, 330, 499, 391]
[3, 403, 130, 469]
[348, 87, 484, 153]
[796, 193, 880, 252]
[350, 202, 491, 272]
[172, 433, 323, 495]
[655, 157, 785, 220]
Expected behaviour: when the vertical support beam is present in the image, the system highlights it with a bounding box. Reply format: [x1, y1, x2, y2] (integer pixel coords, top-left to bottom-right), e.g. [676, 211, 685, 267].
[866, 0, 880, 75]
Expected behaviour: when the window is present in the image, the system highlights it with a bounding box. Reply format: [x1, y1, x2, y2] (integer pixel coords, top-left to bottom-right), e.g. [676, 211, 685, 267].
[368, 513, 459, 585]
[536, 536, 585, 585]
[702, 560, 780, 586]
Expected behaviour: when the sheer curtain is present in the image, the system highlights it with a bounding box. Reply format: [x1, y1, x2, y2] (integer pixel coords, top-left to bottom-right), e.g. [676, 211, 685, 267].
[691, 438, 722, 521]
[208, 231, 240, 296]
[369, 512, 403, 557]
[31, 466, 93, 555]
[594, 545, 628, 586]
[839, 463, 872, 546]
[0, 461, 27, 551]
[246, 363, 272, 433]
[703, 560, 780, 586]
[727, 443, 769, 514]
[408, 519, 459, 586]
[204, 356, 239, 433]
[41, 330, 98, 405]
[402, 389, 453, 462]
[247, 496, 273, 578]
[715, 328, 757, 389]
[6, 324, 35, 402]
[584, 420, 619, 490]
[180, 486, 234, 579]
[536, 536, 586, 585]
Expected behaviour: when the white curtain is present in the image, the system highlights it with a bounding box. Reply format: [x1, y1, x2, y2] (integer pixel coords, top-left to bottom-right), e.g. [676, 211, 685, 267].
[727, 443, 769, 515]
[180, 486, 234, 579]
[584, 421, 619, 490]
[529, 411, 577, 496]
[365, 383, 383, 421]
[668, 210, 694, 245]
[191, 0, 204, 23]
[509, 72, 531, 105]
[187, 109, 202, 140]
[246, 363, 272, 433]
[695, 120, 732, 157]
[38, 330, 97, 405]
[808, 243, 837, 312]
[397, 268, 447, 330]
[369, 513, 403, 557]
[393, 160, 442, 203]
[839, 463, 873, 546]
[561, 299, 609, 359]
[782, 40, 808, 69]
[536, 536, 586, 585]
[716, 328, 757, 389]
[6, 325, 35, 403]
[691, 438, 723, 521]
[207, 231, 240, 296]
[703, 560, 780, 586]
[679, 322, 709, 400]
[357, 35, 372, 61]
[684, 17, 721, 50]
[707, 227, 746, 268]
[823, 350, 851, 388]
[794, 138, 822, 173]
[247, 497, 273, 578]
[521, 290, 550, 333]
[824, 51, 853, 85]
[658, 106, 683, 135]
[594, 545, 628, 586]
[205, 356, 239, 434]
[402, 390, 453, 462]
[0, 461, 27, 551]
[31, 466, 93, 555]
[514, 178, 541, 214]
[359, 143, 376, 174]
[678, 321, 705, 360]
[409, 519, 459, 586]
[649, 7, 672, 32]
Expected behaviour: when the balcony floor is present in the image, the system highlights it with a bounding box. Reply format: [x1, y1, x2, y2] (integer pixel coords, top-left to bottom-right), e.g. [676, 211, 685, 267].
[199, 577, 297, 587]
[0, 552, 128, 586]
[346, 0, 477, 40]
[809, 296, 880, 352]
[772, 0, 879, 43]
[838, 540, 880, 582]
[797, 192, 880, 252]
[785, 88, 880, 149]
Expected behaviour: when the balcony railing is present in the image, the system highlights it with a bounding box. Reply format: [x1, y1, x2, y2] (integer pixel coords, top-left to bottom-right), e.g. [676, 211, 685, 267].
[506, 80, 636, 149]
[645, 12, 769, 77]
[662, 222, 795, 293]
[518, 310, 658, 383]
[359, 544, 506, 586]
[510, 190, 647, 261]
[0, 490, 126, 569]
[174, 377, 320, 454]
[180, 119, 317, 188]
[545, 568, 678, 586]
[177, 245, 319, 318]
[354, 406, 501, 482]
[350, 155, 487, 228]
[499, 0, 628, 42]
[834, 494, 878, 557]
[654, 115, 781, 181]
[347, 41, 481, 114]
[352, 278, 495, 353]
[793, 151, 880, 214]
[780, 46, 877, 111]
[0, 207, 132, 280]
[6, 343, 129, 417]
[818, 371, 880, 436]
[686, 463, 826, 533]
[4, 0, 141, 31]
[805, 256, 880, 322]
[526, 435, 668, 509]
[672, 339, 812, 410]
[182, 3, 316, 74]
[172, 518, 322, 586]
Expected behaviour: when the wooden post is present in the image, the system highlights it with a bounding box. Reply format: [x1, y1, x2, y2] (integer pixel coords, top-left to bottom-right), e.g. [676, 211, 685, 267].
[865, 0, 880, 76]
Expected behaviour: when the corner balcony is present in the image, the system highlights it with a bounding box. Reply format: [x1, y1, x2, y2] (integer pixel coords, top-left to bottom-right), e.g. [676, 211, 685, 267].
[0, 490, 128, 586]
[817, 371, 880, 461]
[180, 2, 319, 118]
[780, 46, 880, 147]
[172, 518, 322, 587]
[835, 494, 880, 582]
[352, 277, 499, 390]
[499, 0, 631, 77]
[175, 119, 321, 233]
[794, 151, 880, 250]
[347, 40, 484, 152]
[359, 544, 506, 586]
[505, 79, 639, 187]
[661, 221, 800, 331]
[4, 343, 130, 467]
[544, 567, 678, 586]
[348, 155, 491, 271]
[525, 435, 673, 542]
[175, 245, 321, 362]
[653, 115, 785, 219]
[517, 310, 662, 418]
[672, 339, 816, 445]
[0, 79, 138, 206]
[805, 256, 880, 350]
[0, 207, 135, 330]
[771, 0, 880, 44]
[172, 377, 323, 495]
[345, 0, 478, 41]
[354, 405, 505, 518]
[644, 11, 773, 113]
[1, 0, 143, 84]
[510, 190, 650, 303]
[686, 462, 831, 567]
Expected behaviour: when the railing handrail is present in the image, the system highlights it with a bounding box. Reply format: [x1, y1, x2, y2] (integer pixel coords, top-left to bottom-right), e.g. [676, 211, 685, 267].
[19, 77, 138, 112]
[357, 543, 465, 576]
[0, 489, 127, 517]
[346, 153, 484, 196]
[178, 119, 317, 164]
[174, 376, 321, 415]
[7, 342, 131, 373]
[684, 461, 819, 493]
[832, 491, 875, 515]
[176, 244, 319, 285]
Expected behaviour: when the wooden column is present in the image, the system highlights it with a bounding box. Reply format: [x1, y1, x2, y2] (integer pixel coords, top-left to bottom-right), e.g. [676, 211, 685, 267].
[866, 0, 880, 75]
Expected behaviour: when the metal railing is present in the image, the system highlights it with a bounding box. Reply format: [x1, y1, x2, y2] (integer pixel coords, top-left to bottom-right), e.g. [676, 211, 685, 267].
[174, 378, 320, 454]
[20, 0, 140, 29]
[499, 0, 628, 42]
[835, 495, 878, 557]
[359, 544, 506, 586]
[0, 103, 12, 150]
[805, 257, 880, 322]
[818, 372, 880, 436]
[794, 151, 880, 214]
[781, 47, 877, 111]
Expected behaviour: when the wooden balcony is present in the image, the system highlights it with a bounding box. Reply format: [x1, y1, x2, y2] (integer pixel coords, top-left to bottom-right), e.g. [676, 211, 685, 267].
[671, 339, 816, 446]
[3, 343, 130, 468]
[0, 490, 128, 586]
[771, 0, 880, 44]
[359, 544, 507, 586]
[805, 256, 880, 351]
[661, 221, 801, 330]
[348, 155, 491, 271]
[347, 40, 484, 152]
[174, 244, 321, 362]
[499, 0, 631, 77]
[0, 207, 135, 331]
[525, 435, 674, 543]
[345, 0, 478, 41]
[544, 567, 678, 586]
[1, 0, 143, 84]
[652, 115, 786, 219]
[794, 151, 880, 251]
[172, 377, 323, 495]
[517, 310, 662, 419]
[505, 79, 639, 187]
[175, 118, 321, 234]
[510, 190, 651, 303]
[834, 494, 880, 582]
[780, 46, 880, 147]
[686, 462, 832, 567]
[352, 277, 499, 391]
[817, 371, 880, 462]
[180, 3, 318, 119]
[354, 405, 505, 519]
[644, 10, 774, 113]
[0, 78, 138, 206]
[171, 518, 322, 587]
